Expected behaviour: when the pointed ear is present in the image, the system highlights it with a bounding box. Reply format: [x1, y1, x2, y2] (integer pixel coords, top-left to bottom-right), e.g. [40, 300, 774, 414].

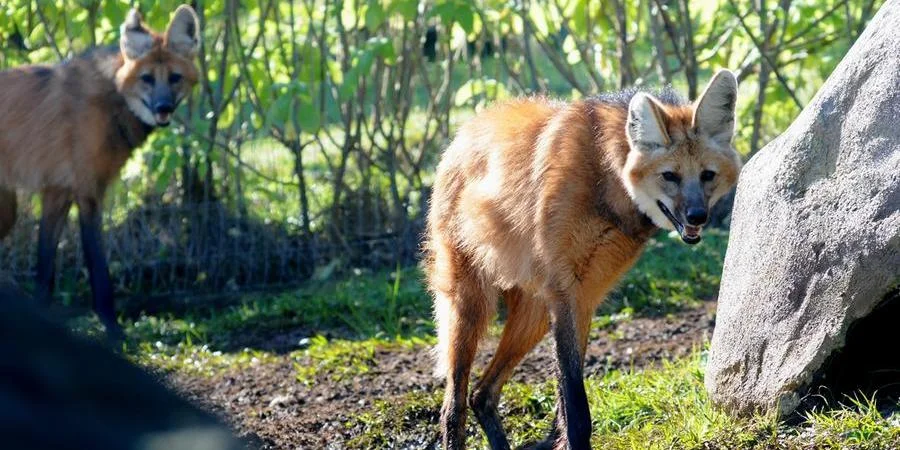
[120, 8, 154, 60]
[165, 5, 201, 58]
[626, 93, 671, 151]
[693, 69, 738, 146]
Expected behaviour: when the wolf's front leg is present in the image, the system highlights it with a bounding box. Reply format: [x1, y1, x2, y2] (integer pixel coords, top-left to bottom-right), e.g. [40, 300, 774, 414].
[76, 196, 123, 341]
[551, 299, 591, 450]
[34, 189, 73, 306]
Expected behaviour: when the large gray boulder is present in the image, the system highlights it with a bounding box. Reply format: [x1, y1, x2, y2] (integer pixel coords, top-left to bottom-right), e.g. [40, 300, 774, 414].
[705, 1, 900, 416]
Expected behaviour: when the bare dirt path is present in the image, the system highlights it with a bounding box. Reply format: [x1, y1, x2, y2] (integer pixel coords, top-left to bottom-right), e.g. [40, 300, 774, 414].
[169, 302, 716, 449]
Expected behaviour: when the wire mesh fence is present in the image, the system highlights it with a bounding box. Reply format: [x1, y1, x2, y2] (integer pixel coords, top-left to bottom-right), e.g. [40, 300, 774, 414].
[0, 187, 425, 303]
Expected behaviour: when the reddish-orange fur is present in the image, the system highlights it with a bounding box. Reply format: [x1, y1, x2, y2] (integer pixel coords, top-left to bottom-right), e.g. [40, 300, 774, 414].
[0, 13, 198, 218]
[0, 6, 200, 338]
[426, 73, 741, 449]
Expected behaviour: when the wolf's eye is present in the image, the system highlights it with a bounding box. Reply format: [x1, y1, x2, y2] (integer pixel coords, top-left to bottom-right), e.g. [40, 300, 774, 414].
[661, 171, 681, 184]
[140, 74, 155, 85]
[168, 73, 183, 84]
[700, 170, 717, 182]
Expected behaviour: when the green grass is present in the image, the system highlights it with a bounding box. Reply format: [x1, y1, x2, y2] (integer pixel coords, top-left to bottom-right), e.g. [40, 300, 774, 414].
[70, 228, 727, 378]
[351, 353, 900, 450]
[605, 228, 729, 315]
[76, 228, 726, 378]
[66, 229, 900, 448]
[293, 334, 431, 386]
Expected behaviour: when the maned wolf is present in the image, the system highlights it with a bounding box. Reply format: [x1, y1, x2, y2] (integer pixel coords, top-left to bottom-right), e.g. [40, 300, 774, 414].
[0, 6, 201, 338]
[425, 70, 742, 449]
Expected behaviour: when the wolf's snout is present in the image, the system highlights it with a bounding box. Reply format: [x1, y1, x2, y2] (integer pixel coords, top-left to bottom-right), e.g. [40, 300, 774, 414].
[685, 207, 708, 226]
[154, 102, 174, 114]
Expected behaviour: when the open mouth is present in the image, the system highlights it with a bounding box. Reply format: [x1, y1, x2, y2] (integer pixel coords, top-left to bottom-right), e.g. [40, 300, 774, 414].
[656, 200, 702, 245]
[154, 112, 171, 126]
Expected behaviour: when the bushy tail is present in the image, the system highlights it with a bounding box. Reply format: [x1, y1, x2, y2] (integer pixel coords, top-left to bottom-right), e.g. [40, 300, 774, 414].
[432, 294, 451, 379]
[0, 188, 17, 239]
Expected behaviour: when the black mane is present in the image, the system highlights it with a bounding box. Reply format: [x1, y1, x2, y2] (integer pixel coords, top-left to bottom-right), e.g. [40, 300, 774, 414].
[589, 85, 688, 107]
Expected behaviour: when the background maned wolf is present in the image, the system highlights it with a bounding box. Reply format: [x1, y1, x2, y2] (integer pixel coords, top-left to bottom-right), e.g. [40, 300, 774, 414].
[0, 5, 200, 339]
[425, 70, 742, 449]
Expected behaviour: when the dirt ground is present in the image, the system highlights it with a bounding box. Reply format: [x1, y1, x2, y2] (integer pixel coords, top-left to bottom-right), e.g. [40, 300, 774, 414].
[169, 301, 717, 449]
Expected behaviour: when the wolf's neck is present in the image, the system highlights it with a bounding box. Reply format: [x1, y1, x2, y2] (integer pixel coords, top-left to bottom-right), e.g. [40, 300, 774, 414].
[587, 101, 659, 241]
[112, 102, 155, 150]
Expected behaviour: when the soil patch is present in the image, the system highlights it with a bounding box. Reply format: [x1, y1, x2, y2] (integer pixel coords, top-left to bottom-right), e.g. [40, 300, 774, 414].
[168, 302, 716, 449]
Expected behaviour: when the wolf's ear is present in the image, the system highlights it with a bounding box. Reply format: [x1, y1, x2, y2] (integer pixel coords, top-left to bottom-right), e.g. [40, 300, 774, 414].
[693, 69, 738, 146]
[626, 93, 671, 151]
[120, 9, 153, 60]
[165, 5, 201, 58]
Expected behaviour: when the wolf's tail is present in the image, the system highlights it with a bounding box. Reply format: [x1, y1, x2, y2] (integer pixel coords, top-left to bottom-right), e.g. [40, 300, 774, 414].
[0, 187, 17, 239]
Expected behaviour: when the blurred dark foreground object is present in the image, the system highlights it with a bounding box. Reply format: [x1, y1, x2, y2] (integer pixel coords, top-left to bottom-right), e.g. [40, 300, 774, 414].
[0, 285, 244, 450]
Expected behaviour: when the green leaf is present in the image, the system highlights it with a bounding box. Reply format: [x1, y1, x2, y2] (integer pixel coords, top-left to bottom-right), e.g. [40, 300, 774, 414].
[427, 2, 457, 28]
[365, 0, 386, 30]
[388, 0, 419, 21]
[28, 24, 46, 45]
[296, 99, 321, 132]
[266, 94, 292, 127]
[154, 150, 180, 194]
[368, 36, 396, 65]
[454, 78, 508, 106]
[339, 48, 376, 100]
[218, 103, 236, 130]
[454, 3, 475, 34]
[570, 0, 588, 35]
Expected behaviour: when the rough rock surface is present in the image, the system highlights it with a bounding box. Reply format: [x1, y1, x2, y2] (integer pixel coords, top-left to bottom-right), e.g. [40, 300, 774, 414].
[705, 1, 900, 416]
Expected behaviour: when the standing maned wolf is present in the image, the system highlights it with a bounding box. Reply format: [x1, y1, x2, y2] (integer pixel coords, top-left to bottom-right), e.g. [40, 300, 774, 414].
[425, 70, 742, 449]
[0, 6, 200, 339]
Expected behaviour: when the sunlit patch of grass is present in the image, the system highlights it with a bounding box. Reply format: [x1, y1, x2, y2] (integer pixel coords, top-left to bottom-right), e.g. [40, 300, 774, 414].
[794, 395, 900, 449]
[348, 353, 749, 449]
[491, 351, 755, 450]
[205, 267, 435, 341]
[119, 314, 278, 376]
[132, 340, 278, 377]
[346, 351, 900, 449]
[293, 334, 434, 386]
[349, 390, 442, 449]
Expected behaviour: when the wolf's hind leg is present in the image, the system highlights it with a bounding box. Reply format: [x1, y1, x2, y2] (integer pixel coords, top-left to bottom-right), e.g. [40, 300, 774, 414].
[471, 287, 549, 450]
[435, 265, 494, 450]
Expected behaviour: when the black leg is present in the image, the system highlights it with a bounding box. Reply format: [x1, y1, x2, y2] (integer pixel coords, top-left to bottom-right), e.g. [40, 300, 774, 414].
[552, 303, 591, 450]
[517, 413, 560, 450]
[76, 197, 123, 341]
[34, 190, 72, 306]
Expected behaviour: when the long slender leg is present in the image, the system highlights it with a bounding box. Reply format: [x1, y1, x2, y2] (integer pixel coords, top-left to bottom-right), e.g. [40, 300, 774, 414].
[435, 271, 494, 450]
[525, 287, 598, 450]
[470, 288, 549, 450]
[75, 196, 123, 340]
[549, 298, 591, 450]
[34, 189, 73, 306]
[520, 316, 591, 450]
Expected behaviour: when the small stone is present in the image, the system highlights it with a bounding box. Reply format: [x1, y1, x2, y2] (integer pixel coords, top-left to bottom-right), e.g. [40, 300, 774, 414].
[269, 394, 293, 408]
